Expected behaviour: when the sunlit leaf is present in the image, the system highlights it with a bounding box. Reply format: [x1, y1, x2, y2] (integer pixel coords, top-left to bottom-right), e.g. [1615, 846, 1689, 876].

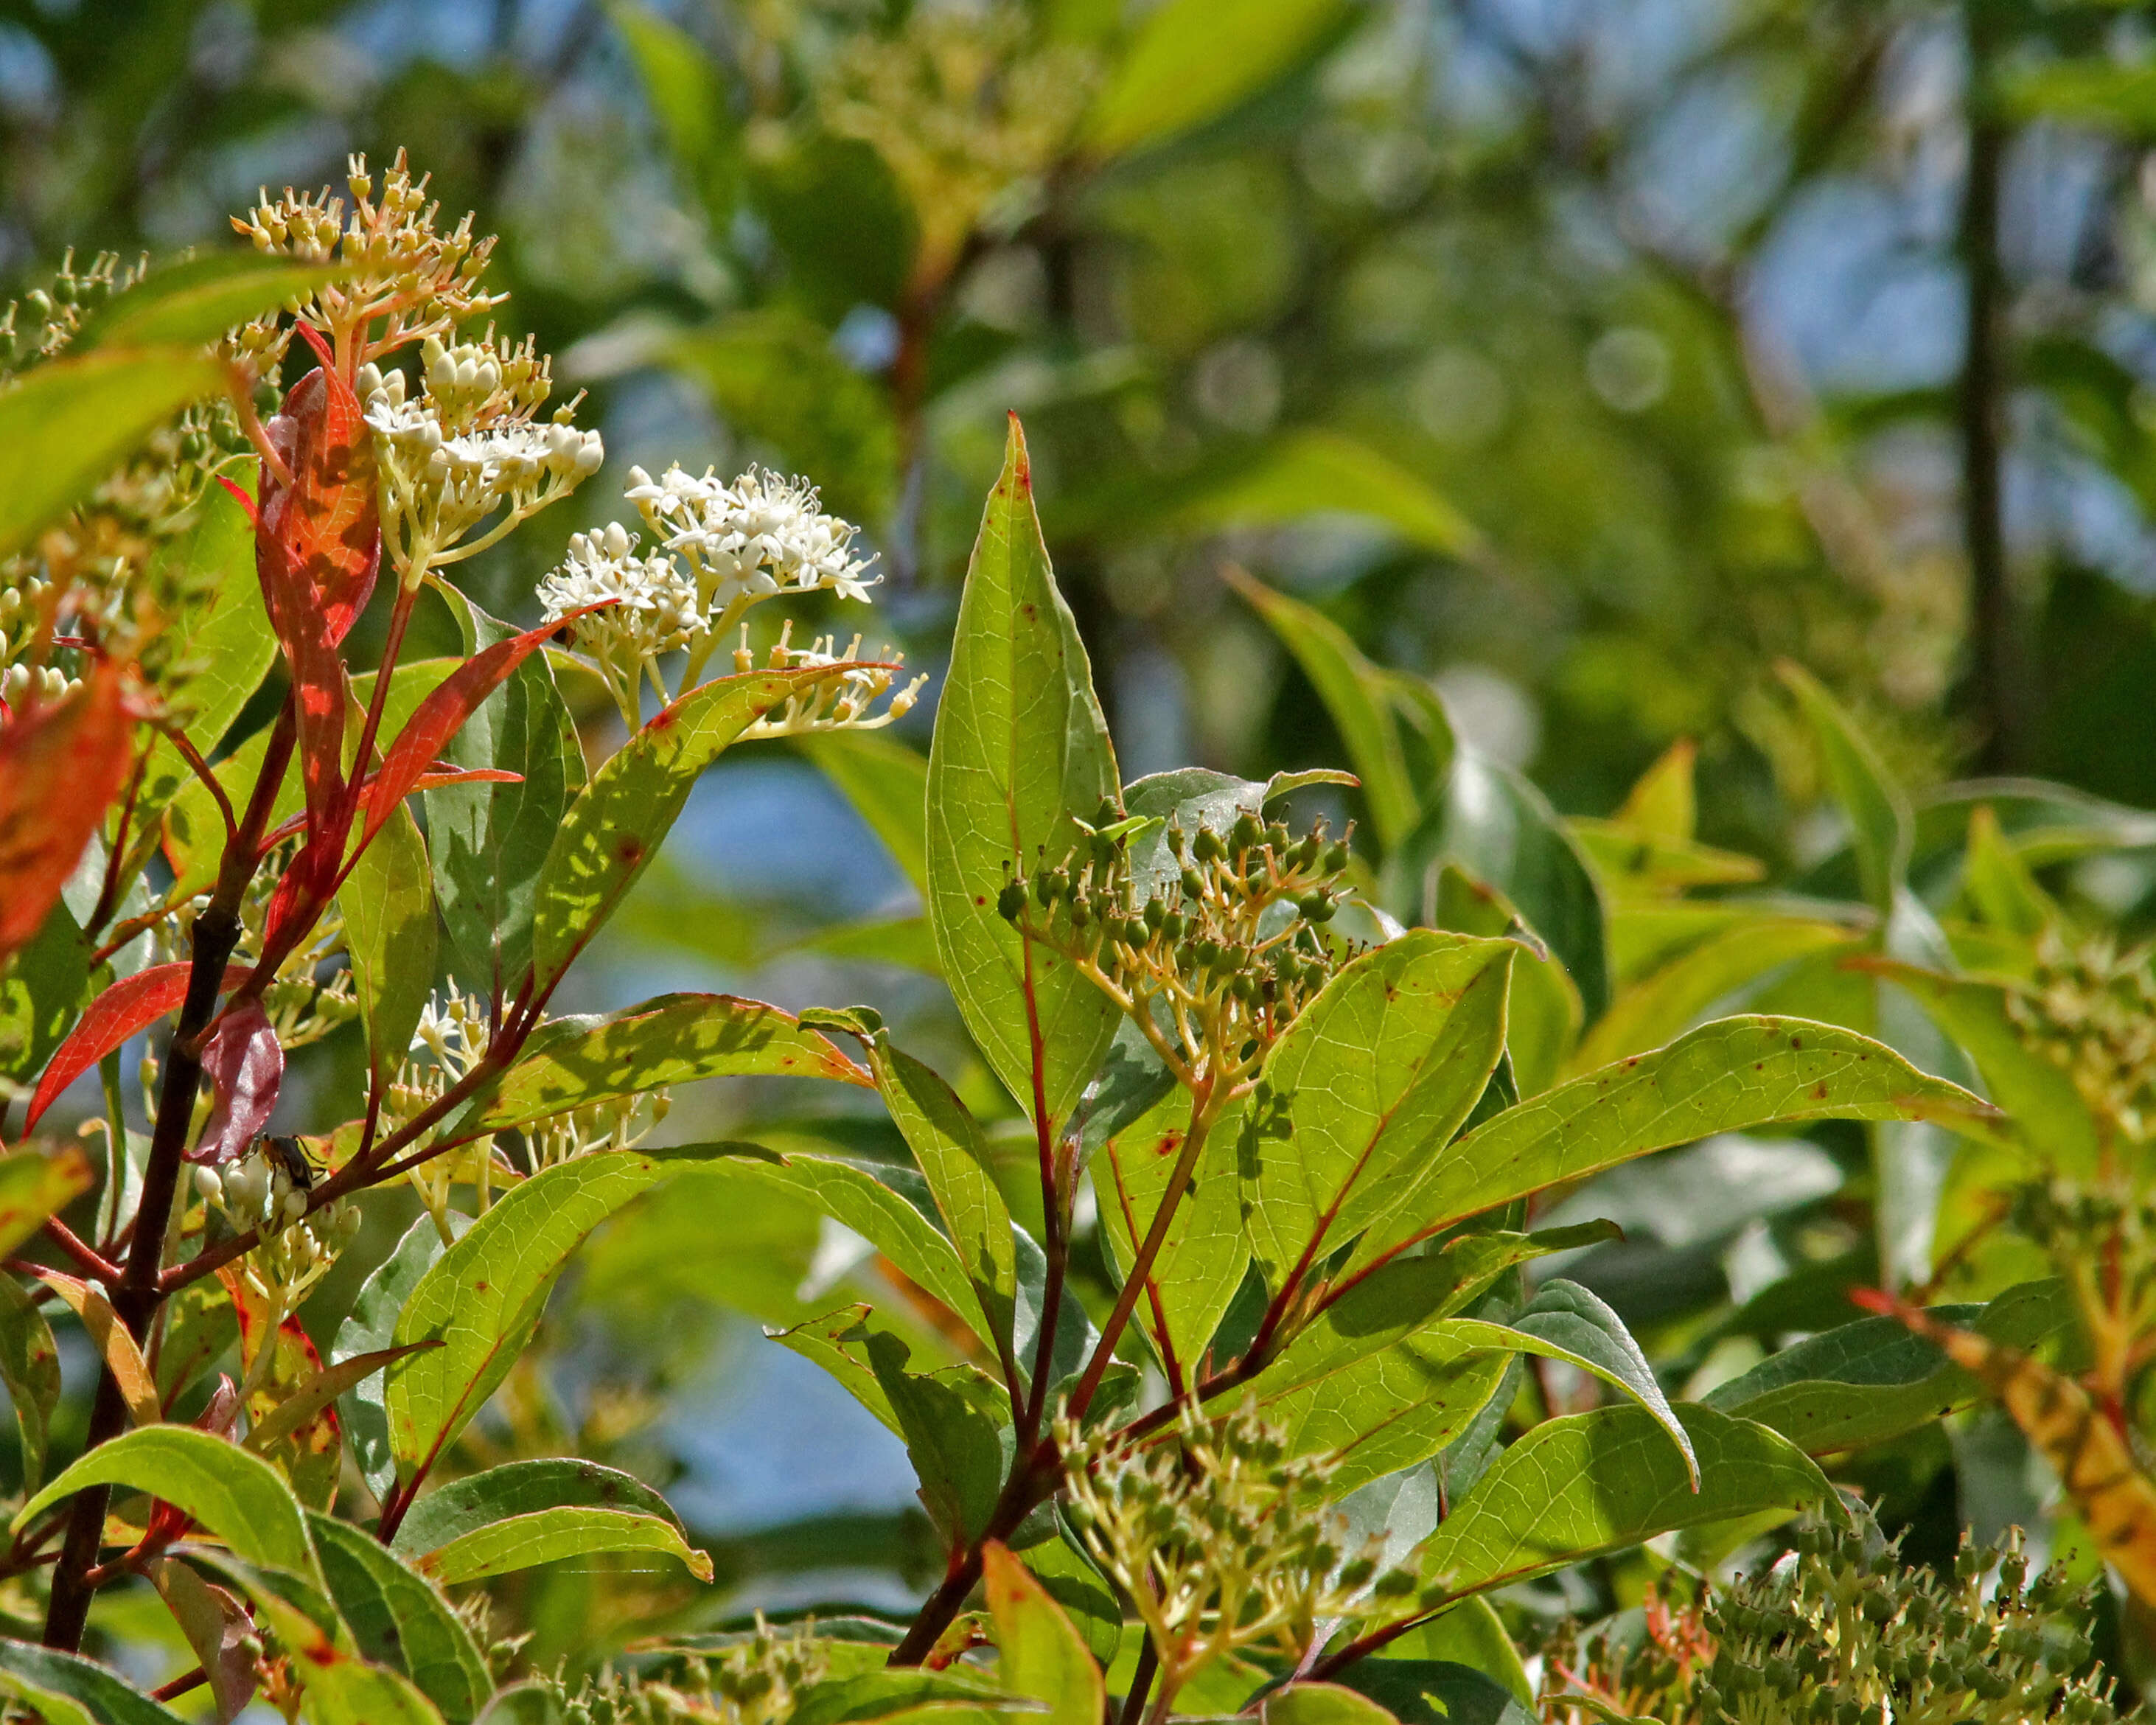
[15, 1426, 321, 1582]
[1414, 1406, 1836, 1603]
[458, 992, 870, 1136]
[307, 1515, 490, 1725]
[1360, 1017, 1995, 1272]
[1236, 932, 1513, 1289]
[0, 347, 231, 558]
[926, 415, 1120, 1124]
[531, 666, 864, 991]
[386, 1144, 758, 1485]
[0, 1639, 191, 1725]
[983, 1541, 1103, 1725]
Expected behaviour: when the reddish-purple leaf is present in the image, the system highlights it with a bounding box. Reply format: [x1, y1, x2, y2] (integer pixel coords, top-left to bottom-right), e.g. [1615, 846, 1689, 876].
[358, 606, 608, 857]
[0, 661, 137, 966]
[25, 962, 251, 1133]
[191, 999, 283, 1165]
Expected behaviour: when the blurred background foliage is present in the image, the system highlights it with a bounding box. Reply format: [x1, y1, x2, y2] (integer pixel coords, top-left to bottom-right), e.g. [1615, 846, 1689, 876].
[14, 0, 2156, 1682]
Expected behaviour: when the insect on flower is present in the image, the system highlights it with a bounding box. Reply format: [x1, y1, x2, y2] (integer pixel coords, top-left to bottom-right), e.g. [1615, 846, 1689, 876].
[259, 1133, 321, 1194]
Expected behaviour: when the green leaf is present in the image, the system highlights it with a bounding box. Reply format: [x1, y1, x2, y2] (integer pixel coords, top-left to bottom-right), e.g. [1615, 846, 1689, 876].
[1427, 865, 1579, 1095]
[1225, 568, 1420, 851]
[1395, 753, 1609, 1018]
[1361, 1017, 1995, 1269]
[668, 310, 897, 523]
[865, 1333, 1009, 1546]
[391, 1456, 693, 1558]
[0, 1640, 192, 1725]
[1703, 1278, 2076, 1456]
[0, 902, 92, 1084]
[725, 1153, 980, 1348]
[458, 992, 870, 1135]
[0, 347, 231, 558]
[335, 1215, 453, 1505]
[133, 482, 277, 818]
[1262, 1685, 1400, 1725]
[800, 731, 929, 893]
[81, 254, 346, 350]
[1174, 431, 1480, 557]
[859, 1036, 1018, 1362]
[0, 1275, 59, 1491]
[1779, 663, 1908, 913]
[1236, 932, 1514, 1289]
[386, 1144, 755, 1482]
[1094, 1082, 1246, 1371]
[297, 1665, 447, 1725]
[1378, 1596, 1534, 1707]
[15, 1426, 318, 1582]
[1865, 960, 2102, 1175]
[1414, 1405, 1835, 1603]
[1328, 1660, 1535, 1725]
[1086, 0, 1349, 157]
[530, 666, 854, 990]
[307, 1515, 491, 1725]
[338, 800, 437, 1094]
[154, 1275, 239, 1409]
[764, 1306, 901, 1436]
[427, 597, 585, 1001]
[1018, 1522, 1122, 1669]
[1253, 1328, 1511, 1491]
[789, 1668, 1027, 1725]
[1571, 919, 1857, 1072]
[926, 416, 1121, 1124]
[982, 1541, 1104, 1725]
[417, 1507, 713, 1586]
[1448, 1280, 1694, 1487]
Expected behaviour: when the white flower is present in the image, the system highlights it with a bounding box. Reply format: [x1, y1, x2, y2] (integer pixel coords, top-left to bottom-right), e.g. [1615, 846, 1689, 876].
[624, 463, 879, 613]
[537, 522, 707, 665]
[358, 350, 603, 584]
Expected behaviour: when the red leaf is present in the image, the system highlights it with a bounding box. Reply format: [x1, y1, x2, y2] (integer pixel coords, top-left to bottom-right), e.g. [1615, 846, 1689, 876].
[191, 999, 283, 1166]
[256, 361, 379, 846]
[263, 355, 380, 647]
[357, 605, 607, 856]
[25, 962, 251, 1132]
[0, 662, 136, 966]
[257, 767, 522, 855]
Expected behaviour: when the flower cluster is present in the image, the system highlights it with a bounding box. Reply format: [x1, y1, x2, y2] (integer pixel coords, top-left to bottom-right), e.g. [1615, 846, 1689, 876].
[1543, 1522, 2118, 1725]
[735, 621, 927, 738]
[2005, 932, 2156, 1149]
[388, 988, 509, 1233]
[543, 467, 894, 728]
[535, 522, 705, 720]
[0, 249, 144, 381]
[540, 1617, 826, 1725]
[625, 464, 878, 611]
[234, 150, 506, 366]
[361, 333, 603, 586]
[192, 1139, 361, 1318]
[1060, 1398, 1393, 1708]
[1001, 804, 1355, 1094]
